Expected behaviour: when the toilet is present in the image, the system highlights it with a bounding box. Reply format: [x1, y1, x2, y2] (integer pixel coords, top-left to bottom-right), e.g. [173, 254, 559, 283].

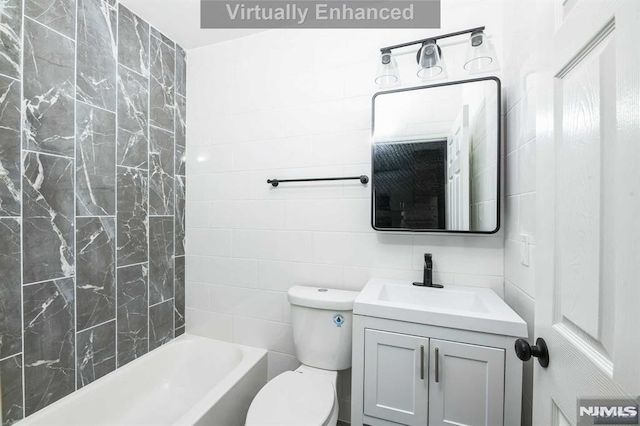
[245, 285, 359, 426]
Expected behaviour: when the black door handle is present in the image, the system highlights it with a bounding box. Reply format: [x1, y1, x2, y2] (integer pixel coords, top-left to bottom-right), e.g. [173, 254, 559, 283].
[515, 337, 549, 368]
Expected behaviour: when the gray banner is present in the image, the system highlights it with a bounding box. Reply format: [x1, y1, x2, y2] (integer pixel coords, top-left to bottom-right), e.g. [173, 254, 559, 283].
[201, 0, 440, 28]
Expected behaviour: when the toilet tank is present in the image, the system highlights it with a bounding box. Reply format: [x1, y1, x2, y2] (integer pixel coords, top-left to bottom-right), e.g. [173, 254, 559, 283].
[288, 286, 359, 371]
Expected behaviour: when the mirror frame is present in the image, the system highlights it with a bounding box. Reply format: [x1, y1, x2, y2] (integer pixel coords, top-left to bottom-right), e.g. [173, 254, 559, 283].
[370, 76, 502, 234]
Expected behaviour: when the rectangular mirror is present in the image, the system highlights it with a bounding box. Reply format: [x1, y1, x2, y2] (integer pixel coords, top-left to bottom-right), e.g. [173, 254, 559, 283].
[371, 77, 501, 233]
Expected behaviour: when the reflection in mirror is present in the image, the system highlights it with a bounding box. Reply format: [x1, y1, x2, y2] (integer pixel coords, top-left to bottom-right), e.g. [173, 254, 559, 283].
[372, 78, 500, 233]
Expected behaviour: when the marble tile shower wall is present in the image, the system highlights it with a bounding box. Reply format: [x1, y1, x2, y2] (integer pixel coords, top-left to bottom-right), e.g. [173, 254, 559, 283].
[0, 0, 187, 423]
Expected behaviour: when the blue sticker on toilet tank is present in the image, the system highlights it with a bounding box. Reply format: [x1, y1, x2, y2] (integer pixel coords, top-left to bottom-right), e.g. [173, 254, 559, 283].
[333, 314, 344, 327]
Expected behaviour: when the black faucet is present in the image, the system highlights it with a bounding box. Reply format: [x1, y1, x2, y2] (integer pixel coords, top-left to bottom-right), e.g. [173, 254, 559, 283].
[413, 253, 443, 288]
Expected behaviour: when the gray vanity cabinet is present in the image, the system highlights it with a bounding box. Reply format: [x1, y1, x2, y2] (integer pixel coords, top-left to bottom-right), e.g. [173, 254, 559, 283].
[361, 329, 506, 426]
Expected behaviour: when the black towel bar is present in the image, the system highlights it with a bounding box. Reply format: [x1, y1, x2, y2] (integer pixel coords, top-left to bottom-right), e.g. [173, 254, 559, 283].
[267, 175, 369, 187]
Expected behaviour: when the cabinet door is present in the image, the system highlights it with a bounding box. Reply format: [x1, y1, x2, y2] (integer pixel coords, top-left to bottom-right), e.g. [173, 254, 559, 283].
[364, 329, 429, 426]
[428, 339, 505, 426]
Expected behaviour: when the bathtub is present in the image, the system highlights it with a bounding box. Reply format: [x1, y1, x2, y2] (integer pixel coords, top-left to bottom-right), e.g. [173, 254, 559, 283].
[19, 334, 267, 426]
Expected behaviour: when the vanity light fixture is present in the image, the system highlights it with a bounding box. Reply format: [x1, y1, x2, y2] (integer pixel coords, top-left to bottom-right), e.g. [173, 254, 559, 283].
[417, 39, 446, 81]
[463, 29, 496, 73]
[376, 26, 495, 87]
[374, 50, 400, 88]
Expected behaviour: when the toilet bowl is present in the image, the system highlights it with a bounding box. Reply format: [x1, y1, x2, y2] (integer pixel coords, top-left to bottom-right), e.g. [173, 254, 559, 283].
[245, 286, 359, 426]
[245, 365, 338, 426]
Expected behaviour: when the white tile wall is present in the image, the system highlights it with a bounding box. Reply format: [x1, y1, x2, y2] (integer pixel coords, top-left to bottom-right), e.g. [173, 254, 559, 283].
[503, 0, 538, 424]
[186, 2, 508, 420]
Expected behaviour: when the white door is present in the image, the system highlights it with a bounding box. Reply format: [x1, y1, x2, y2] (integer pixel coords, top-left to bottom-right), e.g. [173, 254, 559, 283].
[534, 0, 640, 424]
[428, 339, 505, 426]
[446, 105, 470, 230]
[363, 329, 429, 426]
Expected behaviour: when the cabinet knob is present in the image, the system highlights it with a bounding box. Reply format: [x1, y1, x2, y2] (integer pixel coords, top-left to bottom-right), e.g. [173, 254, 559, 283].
[514, 337, 549, 368]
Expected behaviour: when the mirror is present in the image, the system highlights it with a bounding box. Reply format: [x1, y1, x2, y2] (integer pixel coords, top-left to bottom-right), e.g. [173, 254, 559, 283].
[371, 77, 501, 233]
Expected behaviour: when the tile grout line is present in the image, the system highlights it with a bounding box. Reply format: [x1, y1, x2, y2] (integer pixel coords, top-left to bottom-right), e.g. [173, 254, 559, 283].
[117, 260, 149, 269]
[24, 15, 76, 43]
[22, 149, 74, 160]
[119, 61, 148, 81]
[0, 70, 20, 82]
[116, 163, 149, 172]
[20, 0, 26, 415]
[147, 19, 151, 353]
[76, 97, 116, 115]
[0, 352, 23, 364]
[149, 298, 174, 309]
[150, 28, 175, 51]
[115, 0, 120, 370]
[77, 318, 116, 335]
[150, 123, 174, 135]
[73, 0, 79, 393]
[173, 42, 177, 340]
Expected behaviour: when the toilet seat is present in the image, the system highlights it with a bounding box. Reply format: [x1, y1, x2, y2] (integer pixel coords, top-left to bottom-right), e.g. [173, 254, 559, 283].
[245, 371, 336, 426]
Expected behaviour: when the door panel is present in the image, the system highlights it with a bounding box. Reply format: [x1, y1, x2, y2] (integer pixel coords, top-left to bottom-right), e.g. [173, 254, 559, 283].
[428, 339, 505, 426]
[364, 329, 429, 426]
[557, 30, 614, 353]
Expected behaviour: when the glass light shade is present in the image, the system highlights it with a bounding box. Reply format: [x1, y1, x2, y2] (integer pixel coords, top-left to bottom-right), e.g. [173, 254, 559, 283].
[417, 40, 445, 80]
[464, 30, 495, 72]
[375, 51, 400, 88]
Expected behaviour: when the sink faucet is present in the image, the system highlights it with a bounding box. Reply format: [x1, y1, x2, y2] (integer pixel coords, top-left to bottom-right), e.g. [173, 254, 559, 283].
[413, 253, 443, 288]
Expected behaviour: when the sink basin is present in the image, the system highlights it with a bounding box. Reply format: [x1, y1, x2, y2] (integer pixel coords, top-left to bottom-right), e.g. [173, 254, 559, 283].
[354, 278, 527, 337]
[378, 284, 491, 314]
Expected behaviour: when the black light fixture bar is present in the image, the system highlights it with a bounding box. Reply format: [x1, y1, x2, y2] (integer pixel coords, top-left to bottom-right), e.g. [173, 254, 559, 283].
[267, 175, 369, 187]
[380, 26, 485, 52]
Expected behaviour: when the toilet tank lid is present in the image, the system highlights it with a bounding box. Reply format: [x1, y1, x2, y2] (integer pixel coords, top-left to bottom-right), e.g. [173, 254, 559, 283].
[288, 286, 359, 310]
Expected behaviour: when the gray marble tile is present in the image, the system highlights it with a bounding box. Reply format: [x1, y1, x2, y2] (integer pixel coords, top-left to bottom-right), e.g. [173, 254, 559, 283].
[0, 76, 21, 216]
[0, 354, 23, 425]
[23, 18, 75, 158]
[149, 35, 174, 132]
[0, 218, 21, 359]
[77, 320, 116, 389]
[117, 167, 148, 266]
[22, 152, 74, 284]
[77, 0, 117, 111]
[117, 263, 148, 366]
[117, 5, 148, 77]
[174, 93, 186, 177]
[175, 326, 185, 337]
[149, 217, 173, 305]
[175, 46, 186, 99]
[149, 299, 173, 350]
[0, 0, 22, 80]
[117, 65, 148, 169]
[150, 26, 173, 49]
[174, 256, 185, 330]
[149, 126, 174, 216]
[76, 217, 115, 331]
[23, 278, 75, 416]
[117, 128, 148, 170]
[174, 175, 185, 257]
[76, 102, 116, 216]
[25, 0, 76, 40]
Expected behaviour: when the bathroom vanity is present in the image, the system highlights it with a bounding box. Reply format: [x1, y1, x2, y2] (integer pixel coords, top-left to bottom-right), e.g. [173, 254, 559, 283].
[351, 279, 527, 426]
